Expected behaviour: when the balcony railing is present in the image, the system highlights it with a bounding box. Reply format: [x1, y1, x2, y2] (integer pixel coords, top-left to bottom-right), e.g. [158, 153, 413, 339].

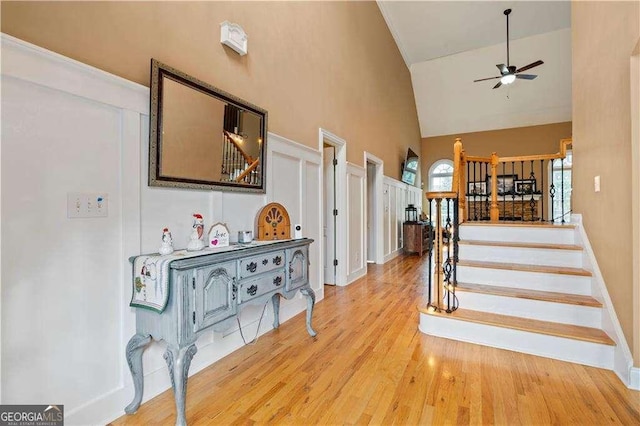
[453, 138, 572, 223]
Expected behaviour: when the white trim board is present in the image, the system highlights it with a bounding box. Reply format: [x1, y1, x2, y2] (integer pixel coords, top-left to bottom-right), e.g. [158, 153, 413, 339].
[346, 162, 367, 284]
[364, 152, 385, 265]
[572, 214, 636, 389]
[1, 33, 148, 114]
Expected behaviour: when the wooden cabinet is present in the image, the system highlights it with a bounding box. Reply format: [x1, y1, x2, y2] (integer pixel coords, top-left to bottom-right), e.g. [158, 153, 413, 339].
[403, 222, 432, 256]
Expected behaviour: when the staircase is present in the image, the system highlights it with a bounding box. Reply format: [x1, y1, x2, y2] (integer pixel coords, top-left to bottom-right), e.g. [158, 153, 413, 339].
[419, 221, 616, 370]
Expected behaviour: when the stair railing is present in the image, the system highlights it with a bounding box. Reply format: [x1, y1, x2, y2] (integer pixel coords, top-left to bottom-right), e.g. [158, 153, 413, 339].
[222, 130, 261, 184]
[453, 137, 572, 223]
[425, 191, 459, 313]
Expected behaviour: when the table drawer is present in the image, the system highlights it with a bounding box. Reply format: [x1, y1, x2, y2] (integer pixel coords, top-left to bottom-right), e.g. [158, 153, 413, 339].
[239, 250, 286, 279]
[238, 269, 285, 303]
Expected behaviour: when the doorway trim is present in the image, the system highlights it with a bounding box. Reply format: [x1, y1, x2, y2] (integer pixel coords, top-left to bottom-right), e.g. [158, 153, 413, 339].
[319, 128, 347, 286]
[365, 151, 384, 265]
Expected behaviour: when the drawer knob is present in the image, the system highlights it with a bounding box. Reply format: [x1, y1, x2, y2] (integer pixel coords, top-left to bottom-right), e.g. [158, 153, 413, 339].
[273, 276, 282, 286]
[247, 284, 258, 296]
[273, 256, 282, 266]
[247, 262, 257, 273]
[262, 259, 269, 266]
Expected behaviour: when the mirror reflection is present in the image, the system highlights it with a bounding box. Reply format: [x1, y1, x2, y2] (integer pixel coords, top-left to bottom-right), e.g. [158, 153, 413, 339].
[149, 59, 267, 192]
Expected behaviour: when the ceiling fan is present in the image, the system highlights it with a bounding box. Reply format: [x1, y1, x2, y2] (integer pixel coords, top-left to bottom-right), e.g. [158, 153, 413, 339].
[473, 9, 544, 89]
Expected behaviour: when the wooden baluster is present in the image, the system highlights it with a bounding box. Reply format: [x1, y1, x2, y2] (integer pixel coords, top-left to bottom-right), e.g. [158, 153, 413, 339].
[490, 153, 499, 221]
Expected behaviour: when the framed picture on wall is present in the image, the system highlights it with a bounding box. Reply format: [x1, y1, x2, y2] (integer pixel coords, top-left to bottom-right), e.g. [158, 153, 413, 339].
[486, 174, 517, 194]
[467, 181, 487, 195]
[515, 179, 537, 194]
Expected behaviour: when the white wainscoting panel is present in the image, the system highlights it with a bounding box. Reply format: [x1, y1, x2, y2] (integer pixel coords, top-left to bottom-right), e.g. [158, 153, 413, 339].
[347, 163, 366, 283]
[267, 133, 323, 295]
[383, 176, 415, 262]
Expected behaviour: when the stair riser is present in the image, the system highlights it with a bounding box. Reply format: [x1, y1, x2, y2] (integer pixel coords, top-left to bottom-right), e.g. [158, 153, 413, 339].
[455, 291, 602, 328]
[459, 245, 583, 268]
[457, 266, 592, 295]
[460, 226, 575, 245]
[419, 313, 614, 370]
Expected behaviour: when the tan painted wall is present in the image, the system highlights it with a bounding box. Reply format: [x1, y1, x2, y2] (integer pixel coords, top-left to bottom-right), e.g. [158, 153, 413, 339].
[0, 1, 421, 180]
[422, 121, 572, 185]
[572, 1, 639, 364]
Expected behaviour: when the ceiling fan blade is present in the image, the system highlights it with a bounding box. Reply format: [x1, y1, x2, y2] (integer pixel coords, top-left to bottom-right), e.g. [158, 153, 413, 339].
[493, 81, 503, 89]
[496, 64, 508, 75]
[516, 74, 537, 80]
[474, 76, 501, 82]
[516, 60, 544, 73]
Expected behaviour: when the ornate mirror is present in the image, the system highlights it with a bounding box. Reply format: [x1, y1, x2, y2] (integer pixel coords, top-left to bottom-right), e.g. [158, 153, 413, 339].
[149, 59, 267, 192]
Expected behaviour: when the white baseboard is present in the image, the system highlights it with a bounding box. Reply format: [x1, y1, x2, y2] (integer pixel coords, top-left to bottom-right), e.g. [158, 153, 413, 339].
[384, 248, 402, 263]
[346, 267, 367, 285]
[629, 366, 640, 390]
[572, 214, 635, 388]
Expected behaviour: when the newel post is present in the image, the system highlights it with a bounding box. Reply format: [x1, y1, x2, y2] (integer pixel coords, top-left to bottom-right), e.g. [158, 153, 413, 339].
[452, 138, 465, 223]
[490, 152, 499, 221]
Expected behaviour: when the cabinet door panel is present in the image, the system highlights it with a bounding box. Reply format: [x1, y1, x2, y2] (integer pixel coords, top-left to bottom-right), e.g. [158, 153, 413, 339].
[287, 247, 308, 291]
[194, 262, 237, 333]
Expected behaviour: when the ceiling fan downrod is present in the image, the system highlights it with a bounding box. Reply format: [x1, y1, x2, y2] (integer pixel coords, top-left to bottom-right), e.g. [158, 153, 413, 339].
[505, 8, 511, 67]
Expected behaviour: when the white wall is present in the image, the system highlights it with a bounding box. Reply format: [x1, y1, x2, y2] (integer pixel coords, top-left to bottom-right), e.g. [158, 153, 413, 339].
[0, 35, 321, 424]
[411, 28, 572, 137]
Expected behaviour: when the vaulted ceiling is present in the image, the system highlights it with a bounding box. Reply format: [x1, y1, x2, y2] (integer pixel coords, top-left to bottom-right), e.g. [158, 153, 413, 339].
[377, 1, 573, 137]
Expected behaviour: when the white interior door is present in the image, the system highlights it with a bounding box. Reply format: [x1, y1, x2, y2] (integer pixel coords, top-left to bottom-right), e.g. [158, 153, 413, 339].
[323, 145, 336, 285]
[366, 162, 376, 262]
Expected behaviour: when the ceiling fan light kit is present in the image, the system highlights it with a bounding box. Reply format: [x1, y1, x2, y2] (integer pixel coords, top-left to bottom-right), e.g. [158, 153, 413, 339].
[473, 8, 544, 89]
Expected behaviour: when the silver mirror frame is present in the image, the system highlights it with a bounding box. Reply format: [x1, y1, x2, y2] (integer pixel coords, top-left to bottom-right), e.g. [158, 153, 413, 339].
[149, 59, 268, 193]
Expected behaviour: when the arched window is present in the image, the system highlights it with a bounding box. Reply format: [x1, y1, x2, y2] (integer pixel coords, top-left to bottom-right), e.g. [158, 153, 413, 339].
[427, 160, 454, 224]
[428, 160, 454, 192]
[550, 150, 572, 222]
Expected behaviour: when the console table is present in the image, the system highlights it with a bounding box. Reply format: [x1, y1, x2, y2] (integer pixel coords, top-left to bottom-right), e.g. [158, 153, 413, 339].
[124, 238, 315, 426]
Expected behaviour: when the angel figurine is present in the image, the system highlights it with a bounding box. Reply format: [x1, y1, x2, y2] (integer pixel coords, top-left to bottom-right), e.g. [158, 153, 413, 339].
[159, 227, 174, 255]
[187, 213, 205, 251]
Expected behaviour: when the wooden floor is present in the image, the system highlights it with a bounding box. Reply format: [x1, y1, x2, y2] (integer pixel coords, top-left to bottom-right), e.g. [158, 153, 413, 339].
[112, 255, 640, 425]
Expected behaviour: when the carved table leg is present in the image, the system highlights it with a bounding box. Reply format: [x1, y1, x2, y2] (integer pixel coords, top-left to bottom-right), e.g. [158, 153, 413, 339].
[271, 293, 281, 329]
[300, 287, 317, 337]
[164, 344, 197, 426]
[124, 333, 152, 414]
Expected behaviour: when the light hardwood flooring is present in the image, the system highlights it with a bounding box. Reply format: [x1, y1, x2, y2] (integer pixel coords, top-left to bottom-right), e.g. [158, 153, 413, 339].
[113, 255, 640, 425]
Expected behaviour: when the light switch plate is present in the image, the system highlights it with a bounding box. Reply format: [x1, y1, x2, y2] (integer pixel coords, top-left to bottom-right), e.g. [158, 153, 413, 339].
[67, 192, 108, 218]
[594, 176, 601, 193]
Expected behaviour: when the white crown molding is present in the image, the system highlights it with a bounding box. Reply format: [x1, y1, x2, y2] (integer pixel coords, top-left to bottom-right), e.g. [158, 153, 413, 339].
[376, 1, 412, 69]
[1, 33, 149, 114]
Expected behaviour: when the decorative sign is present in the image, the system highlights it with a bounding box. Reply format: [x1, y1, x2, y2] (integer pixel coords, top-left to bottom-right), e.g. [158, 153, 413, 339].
[208, 222, 230, 248]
